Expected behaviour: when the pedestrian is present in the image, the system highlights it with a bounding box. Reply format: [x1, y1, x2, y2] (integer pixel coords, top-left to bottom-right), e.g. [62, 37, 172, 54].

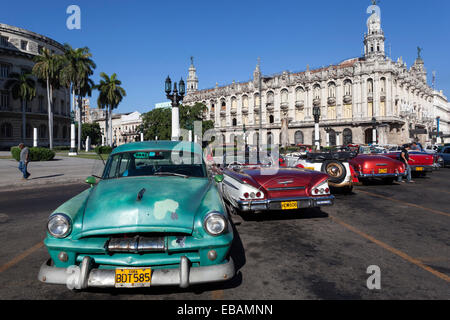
[397, 143, 414, 183]
[18, 143, 31, 180]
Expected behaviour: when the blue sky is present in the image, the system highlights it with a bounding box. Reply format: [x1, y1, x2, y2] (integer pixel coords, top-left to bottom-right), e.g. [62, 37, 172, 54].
[2, 0, 449, 114]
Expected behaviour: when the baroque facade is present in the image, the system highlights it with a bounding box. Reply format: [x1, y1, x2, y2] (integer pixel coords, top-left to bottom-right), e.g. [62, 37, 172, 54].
[183, 4, 449, 147]
[0, 23, 71, 150]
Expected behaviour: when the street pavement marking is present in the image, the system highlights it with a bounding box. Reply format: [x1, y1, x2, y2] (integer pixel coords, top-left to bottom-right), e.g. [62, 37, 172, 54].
[0, 241, 44, 273]
[357, 189, 450, 218]
[330, 216, 450, 283]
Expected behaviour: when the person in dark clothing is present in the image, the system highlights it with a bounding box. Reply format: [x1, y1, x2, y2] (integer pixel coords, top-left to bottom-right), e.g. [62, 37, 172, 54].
[397, 143, 414, 183]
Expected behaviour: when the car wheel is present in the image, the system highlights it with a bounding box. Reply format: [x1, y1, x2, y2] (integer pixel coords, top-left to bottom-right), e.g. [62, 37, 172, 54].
[321, 160, 347, 184]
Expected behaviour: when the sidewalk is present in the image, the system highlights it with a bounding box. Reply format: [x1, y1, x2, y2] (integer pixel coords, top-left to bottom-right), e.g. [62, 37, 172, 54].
[0, 155, 104, 191]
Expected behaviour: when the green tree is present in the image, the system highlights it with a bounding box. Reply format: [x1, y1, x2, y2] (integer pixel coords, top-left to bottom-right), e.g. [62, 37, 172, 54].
[32, 48, 63, 149]
[60, 45, 96, 151]
[94, 72, 126, 146]
[5, 72, 36, 140]
[75, 122, 102, 147]
[141, 102, 214, 141]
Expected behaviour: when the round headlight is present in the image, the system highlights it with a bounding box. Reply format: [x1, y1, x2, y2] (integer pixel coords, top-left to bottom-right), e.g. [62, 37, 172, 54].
[203, 212, 227, 236]
[47, 214, 71, 238]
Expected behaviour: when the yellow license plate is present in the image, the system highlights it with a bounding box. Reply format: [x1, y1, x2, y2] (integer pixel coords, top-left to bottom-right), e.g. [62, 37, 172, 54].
[416, 167, 424, 171]
[115, 268, 152, 288]
[378, 168, 388, 174]
[281, 201, 298, 210]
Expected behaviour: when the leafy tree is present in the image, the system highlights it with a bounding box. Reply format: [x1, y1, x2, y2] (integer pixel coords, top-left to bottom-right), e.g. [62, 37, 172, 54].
[5, 72, 36, 140]
[141, 102, 214, 141]
[75, 122, 102, 146]
[94, 72, 126, 146]
[59, 45, 96, 151]
[32, 48, 63, 149]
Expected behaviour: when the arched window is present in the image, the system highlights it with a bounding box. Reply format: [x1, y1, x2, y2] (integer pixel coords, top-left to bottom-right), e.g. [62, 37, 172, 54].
[294, 130, 304, 145]
[367, 79, 374, 93]
[329, 129, 337, 146]
[231, 97, 237, 110]
[380, 77, 386, 93]
[328, 82, 336, 98]
[53, 125, 59, 139]
[39, 124, 47, 139]
[344, 80, 352, 96]
[232, 118, 237, 126]
[343, 128, 353, 145]
[269, 115, 274, 124]
[242, 95, 248, 108]
[281, 89, 288, 104]
[313, 84, 321, 99]
[267, 132, 273, 146]
[0, 122, 13, 138]
[295, 87, 304, 101]
[266, 91, 274, 104]
[254, 93, 260, 107]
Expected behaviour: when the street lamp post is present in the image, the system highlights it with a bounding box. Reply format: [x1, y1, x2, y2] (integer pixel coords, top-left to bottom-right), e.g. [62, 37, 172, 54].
[165, 76, 185, 141]
[313, 106, 321, 150]
[371, 117, 377, 145]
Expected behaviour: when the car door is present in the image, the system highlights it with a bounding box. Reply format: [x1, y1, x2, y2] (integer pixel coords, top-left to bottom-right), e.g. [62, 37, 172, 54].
[442, 147, 450, 165]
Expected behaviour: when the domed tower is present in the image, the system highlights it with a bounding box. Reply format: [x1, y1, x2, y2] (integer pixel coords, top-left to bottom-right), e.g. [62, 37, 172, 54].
[364, 1, 385, 60]
[186, 56, 198, 94]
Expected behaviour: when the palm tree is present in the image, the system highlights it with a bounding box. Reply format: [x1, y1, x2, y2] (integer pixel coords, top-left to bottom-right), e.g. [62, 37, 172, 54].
[60, 44, 96, 151]
[32, 48, 63, 149]
[5, 72, 36, 141]
[95, 73, 126, 146]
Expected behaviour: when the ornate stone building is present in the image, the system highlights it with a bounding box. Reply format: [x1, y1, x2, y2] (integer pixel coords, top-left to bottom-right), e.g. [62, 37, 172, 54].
[0, 23, 71, 150]
[183, 4, 449, 147]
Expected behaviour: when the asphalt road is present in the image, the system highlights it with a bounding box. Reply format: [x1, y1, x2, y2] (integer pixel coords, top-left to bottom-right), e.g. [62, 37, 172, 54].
[0, 169, 449, 300]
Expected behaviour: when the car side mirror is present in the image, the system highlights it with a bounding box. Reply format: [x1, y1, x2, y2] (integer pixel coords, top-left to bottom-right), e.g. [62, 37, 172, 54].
[85, 176, 97, 187]
[214, 174, 224, 183]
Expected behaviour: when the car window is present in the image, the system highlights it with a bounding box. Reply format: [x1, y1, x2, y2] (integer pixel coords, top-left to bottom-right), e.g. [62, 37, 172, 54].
[103, 150, 207, 179]
[444, 148, 450, 154]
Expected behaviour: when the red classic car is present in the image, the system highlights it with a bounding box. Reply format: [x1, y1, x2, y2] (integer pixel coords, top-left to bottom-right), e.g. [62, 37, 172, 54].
[217, 163, 334, 214]
[349, 154, 406, 184]
[383, 151, 435, 176]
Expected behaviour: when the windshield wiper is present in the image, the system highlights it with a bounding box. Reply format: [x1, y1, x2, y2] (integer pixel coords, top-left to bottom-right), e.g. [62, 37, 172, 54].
[153, 172, 189, 178]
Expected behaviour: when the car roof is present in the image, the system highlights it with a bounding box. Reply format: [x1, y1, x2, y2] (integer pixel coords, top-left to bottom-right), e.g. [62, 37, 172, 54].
[111, 141, 203, 155]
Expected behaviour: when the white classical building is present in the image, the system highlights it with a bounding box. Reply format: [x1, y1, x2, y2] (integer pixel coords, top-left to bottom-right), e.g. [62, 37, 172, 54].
[183, 3, 450, 147]
[0, 23, 71, 149]
[95, 111, 142, 146]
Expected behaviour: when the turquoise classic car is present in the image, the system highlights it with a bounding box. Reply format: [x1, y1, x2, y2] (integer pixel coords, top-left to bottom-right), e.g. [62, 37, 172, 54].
[38, 141, 234, 290]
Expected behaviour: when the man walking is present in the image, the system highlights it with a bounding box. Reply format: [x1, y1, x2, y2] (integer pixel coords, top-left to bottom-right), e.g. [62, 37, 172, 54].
[398, 143, 414, 183]
[18, 143, 30, 180]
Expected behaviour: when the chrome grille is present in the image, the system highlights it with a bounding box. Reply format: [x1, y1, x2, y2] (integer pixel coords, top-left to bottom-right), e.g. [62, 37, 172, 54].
[107, 236, 166, 253]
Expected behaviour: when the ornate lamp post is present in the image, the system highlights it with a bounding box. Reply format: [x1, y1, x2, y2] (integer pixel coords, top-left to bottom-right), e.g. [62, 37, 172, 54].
[165, 76, 185, 141]
[313, 106, 321, 149]
[371, 117, 377, 145]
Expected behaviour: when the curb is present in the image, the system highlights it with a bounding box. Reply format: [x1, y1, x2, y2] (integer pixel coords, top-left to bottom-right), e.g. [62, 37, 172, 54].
[0, 179, 86, 192]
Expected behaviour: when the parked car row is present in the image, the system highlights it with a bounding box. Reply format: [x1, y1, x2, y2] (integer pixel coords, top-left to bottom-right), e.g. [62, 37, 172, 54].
[37, 140, 448, 291]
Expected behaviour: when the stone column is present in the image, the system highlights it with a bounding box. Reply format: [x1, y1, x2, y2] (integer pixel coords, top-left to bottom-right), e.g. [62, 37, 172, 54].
[171, 105, 180, 141]
[372, 128, 377, 144]
[69, 124, 77, 156]
[33, 128, 38, 147]
[85, 136, 90, 152]
[140, 133, 144, 142]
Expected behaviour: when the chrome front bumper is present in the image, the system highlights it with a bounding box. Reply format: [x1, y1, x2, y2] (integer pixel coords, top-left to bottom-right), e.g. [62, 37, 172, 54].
[357, 172, 405, 179]
[38, 256, 234, 290]
[236, 195, 334, 212]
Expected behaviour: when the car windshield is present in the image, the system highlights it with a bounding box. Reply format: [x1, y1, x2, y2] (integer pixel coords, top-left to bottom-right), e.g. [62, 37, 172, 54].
[102, 150, 207, 179]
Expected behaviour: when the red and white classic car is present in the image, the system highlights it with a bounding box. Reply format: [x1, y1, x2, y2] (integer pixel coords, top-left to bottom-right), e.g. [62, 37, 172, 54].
[216, 162, 334, 214]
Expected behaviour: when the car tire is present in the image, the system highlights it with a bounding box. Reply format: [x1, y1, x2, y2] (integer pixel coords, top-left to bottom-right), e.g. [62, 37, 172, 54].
[321, 160, 347, 184]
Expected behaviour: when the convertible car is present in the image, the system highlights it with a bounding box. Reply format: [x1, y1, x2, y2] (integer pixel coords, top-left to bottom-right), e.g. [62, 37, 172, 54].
[384, 151, 435, 176]
[283, 151, 358, 193]
[217, 160, 334, 214]
[38, 141, 234, 290]
[348, 146, 406, 184]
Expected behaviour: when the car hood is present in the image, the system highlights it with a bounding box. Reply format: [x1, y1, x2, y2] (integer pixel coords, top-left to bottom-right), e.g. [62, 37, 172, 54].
[80, 176, 211, 237]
